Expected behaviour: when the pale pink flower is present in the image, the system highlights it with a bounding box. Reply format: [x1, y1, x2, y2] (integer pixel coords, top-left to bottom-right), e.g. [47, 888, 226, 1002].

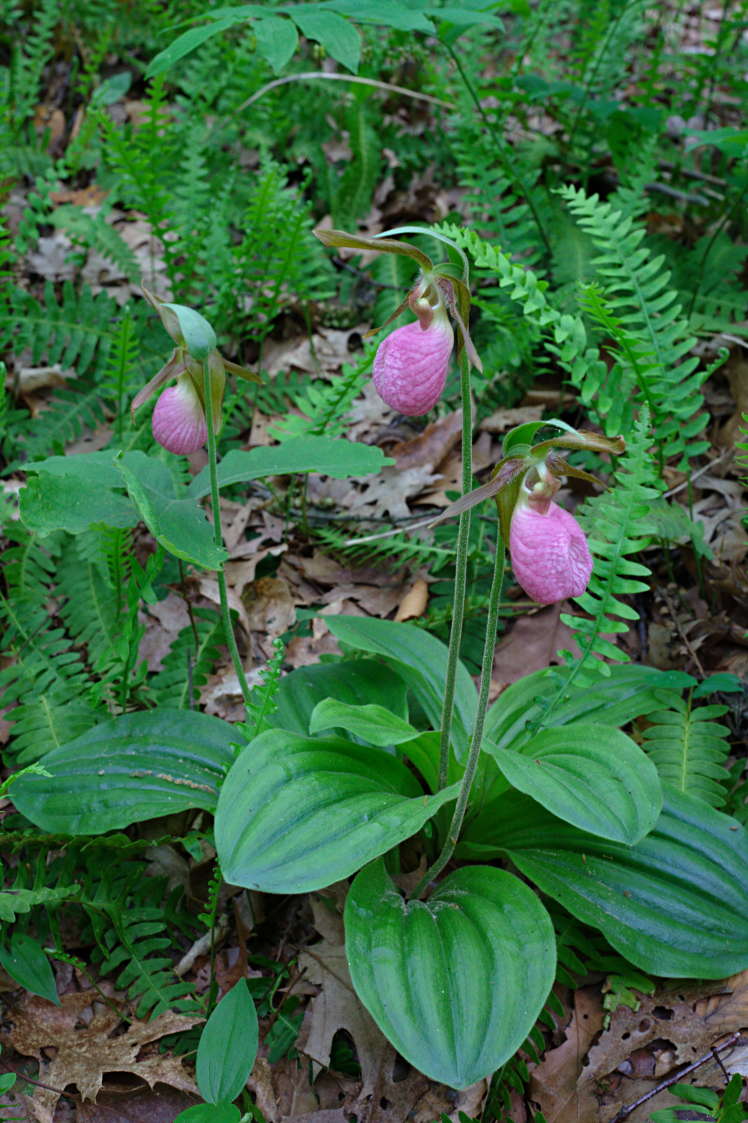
[509, 500, 593, 605]
[151, 374, 208, 454]
[372, 312, 454, 416]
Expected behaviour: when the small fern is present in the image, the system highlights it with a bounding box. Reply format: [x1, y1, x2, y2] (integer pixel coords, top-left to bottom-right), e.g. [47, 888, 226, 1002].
[0, 280, 117, 377]
[0, 885, 80, 924]
[642, 689, 732, 808]
[560, 413, 659, 681]
[150, 606, 223, 709]
[559, 184, 710, 464]
[269, 348, 372, 441]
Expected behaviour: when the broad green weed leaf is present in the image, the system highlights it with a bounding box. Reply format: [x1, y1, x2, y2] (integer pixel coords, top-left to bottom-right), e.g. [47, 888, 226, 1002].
[309, 700, 419, 745]
[485, 663, 693, 753]
[325, 616, 477, 761]
[0, 933, 59, 1005]
[145, 16, 241, 78]
[20, 473, 138, 535]
[489, 725, 662, 844]
[345, 860, 555, 1089]
[215, 731, 458, 893]
[118, 451, 226, 569]
[287, 8, 360, 72]
[464, 789, 748, 978]
[196, 980, 258, 1104]
[11, 710, 236, 833]
[187, 437, 392, 498]
[269, 659, 409, 736]
[253, 14, 298, 72]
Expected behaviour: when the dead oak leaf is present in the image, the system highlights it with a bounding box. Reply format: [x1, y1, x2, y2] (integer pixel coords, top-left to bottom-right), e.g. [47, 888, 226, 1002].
[531, 973, 748, 1123]
[1, 991, 201, 1121]
[298, 894, 388, 1099]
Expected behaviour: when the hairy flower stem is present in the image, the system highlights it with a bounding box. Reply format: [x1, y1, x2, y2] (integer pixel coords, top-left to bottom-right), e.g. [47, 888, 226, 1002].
[203, 362, 253, 714]
[414, 535, 505, 899]
[437, 351, 473, 789]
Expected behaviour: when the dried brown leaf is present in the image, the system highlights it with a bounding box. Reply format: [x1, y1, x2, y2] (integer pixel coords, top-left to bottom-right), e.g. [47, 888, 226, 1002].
[1, 991, 201, 1122]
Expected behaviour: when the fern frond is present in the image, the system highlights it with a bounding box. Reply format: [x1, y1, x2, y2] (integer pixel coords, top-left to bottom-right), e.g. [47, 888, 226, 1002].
[7, 0, 58, 134]
[98, 907, 197, 1018]
[314, 523, 455, 570]
[453, 122, 545, 265]
[51, 205, 141, 282]
[1, 281, 117, 376]
[559, 184, 709, 464]
[269, 348, 372, 441]
[150, 606, 223, 709]
[560, 413, 659, 681]
[642, 691, 732, 807]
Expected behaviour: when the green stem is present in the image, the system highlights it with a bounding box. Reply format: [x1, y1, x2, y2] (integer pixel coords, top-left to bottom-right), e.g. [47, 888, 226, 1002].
[414, 534, 505, 898]
[437, 351, 474, 789]
[202, 361, 253, 713]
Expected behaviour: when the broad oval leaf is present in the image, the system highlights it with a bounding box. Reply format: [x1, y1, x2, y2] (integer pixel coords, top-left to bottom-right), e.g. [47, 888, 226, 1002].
[269, 659, 409, 736]
[215, 731, 458, 894]
[325, 616, 477, 761]
[345, 860, 555, 1089]
[20, 473, 138, 536]
[309, 699, 419, 746]
[484, 663, 693, 753]
[463, 789, 748, 978]
[490, 725, 662, 844]
[196, 980, 258, 1104]
[117, 452, 226, 569]
[11, 710, 237, 834]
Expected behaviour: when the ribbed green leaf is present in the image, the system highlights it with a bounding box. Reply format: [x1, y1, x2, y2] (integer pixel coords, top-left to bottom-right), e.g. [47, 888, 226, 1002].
[11, 710, 237, 833]
[484, 663, 692, 753]
[491, 725, 662, 843]
[215, 732, 458, 893]
[269, 659, 408, 735]
[345, 860, 555, 1088]
[325, 616, 477, 761]
[463, 789, 748, 978]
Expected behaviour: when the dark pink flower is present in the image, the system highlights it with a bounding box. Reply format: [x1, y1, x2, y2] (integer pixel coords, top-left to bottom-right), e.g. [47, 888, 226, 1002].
[509, 499, 593, 605]
[372, 311, 453, 416]
[151, 374, 208, 454]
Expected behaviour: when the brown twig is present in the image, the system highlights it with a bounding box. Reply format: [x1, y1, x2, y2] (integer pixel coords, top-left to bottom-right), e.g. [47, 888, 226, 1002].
[610, 1031, 742, 1122]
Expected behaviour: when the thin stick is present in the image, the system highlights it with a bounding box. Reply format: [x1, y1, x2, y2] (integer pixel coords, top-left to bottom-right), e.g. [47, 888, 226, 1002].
[202, 362, 253, 713]
[413, 535, 505, 898]
[239, 71, 452, 113]
[437, 352, 474, 788]
[610, 1032, 742, 1123]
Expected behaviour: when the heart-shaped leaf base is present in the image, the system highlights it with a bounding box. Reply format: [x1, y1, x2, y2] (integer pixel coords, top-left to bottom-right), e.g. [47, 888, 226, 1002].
[345, 860, 555, 1088]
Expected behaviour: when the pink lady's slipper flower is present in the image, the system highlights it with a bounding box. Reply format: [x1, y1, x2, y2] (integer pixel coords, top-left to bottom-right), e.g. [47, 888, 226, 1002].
[132, 288, 260, 455]
[373, 303, 454, 416]
[509, 479, 593, 605]
[151, 373, 208, 454]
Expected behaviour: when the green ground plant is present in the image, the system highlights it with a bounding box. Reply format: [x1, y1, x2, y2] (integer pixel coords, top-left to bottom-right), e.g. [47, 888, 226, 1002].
[1, 0, 746, 1117]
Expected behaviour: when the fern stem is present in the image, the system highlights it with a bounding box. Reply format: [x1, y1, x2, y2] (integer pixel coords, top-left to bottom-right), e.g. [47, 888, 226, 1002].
[202, 361, 253, 714]
[444, 43, 551, 260]
[413, 534, 505, 899]
[437, 351, 473, 789]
